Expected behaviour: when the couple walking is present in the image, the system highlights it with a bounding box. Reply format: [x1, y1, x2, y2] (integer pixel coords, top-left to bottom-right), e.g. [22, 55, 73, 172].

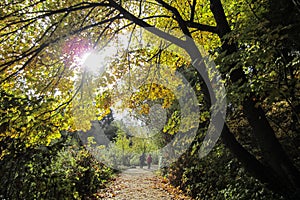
[139, 153, 152, 169]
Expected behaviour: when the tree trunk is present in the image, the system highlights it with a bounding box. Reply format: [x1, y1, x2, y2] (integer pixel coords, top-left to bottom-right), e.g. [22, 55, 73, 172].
[220, 123, 282, 191]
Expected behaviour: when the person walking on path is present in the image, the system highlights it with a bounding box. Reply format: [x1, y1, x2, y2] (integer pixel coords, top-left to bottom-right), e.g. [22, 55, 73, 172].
[139, 153, 145, 168]
[147, 154, 152, 169]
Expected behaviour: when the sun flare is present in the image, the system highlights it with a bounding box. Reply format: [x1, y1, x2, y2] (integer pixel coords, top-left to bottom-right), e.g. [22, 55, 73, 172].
[80, 51, 104, 74]
[79, 46, 119, 75]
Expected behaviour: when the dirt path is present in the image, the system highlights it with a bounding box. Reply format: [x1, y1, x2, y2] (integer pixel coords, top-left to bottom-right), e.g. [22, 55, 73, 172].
[96, 166, 192, 200]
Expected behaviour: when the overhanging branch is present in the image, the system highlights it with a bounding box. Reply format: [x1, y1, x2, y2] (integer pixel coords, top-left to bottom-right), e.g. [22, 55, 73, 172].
[155, 0, 191, 37]
[108, 0, 187, 50]
[185, 21, 218, 34]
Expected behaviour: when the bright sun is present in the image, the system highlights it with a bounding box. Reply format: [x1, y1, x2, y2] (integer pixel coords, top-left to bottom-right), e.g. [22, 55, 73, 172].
[80, 46, 119, 75]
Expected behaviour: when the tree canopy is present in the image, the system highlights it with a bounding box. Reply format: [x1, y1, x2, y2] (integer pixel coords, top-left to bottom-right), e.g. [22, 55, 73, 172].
[1, 0, 300, 199]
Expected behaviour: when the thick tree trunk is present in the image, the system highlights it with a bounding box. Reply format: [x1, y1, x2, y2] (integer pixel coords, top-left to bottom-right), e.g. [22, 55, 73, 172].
[209, 0, 300, 197]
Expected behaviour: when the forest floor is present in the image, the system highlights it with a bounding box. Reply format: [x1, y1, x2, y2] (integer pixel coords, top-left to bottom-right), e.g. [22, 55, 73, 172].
[95, 165, 192, 200]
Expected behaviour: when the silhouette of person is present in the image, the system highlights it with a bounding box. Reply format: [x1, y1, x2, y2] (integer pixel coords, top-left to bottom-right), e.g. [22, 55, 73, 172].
[139, 153, 145, 168]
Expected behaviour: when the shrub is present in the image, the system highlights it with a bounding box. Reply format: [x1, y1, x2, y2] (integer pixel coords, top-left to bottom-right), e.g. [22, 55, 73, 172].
[165, 144, 284, 200]
[0, 135, 114, 199]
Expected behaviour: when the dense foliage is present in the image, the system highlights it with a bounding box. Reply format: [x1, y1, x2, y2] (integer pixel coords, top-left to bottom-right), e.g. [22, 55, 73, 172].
[166, 145, 284, 200]
[1, 0, 299, 199]
[0, 133, 114, 199]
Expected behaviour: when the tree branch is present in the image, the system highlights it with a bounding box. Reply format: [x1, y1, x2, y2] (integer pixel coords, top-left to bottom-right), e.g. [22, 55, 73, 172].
[0, 15, 122, 83]
[185, 21, 218, 34]
[190, 0, 197, 22]
[108, 0, 187, 50]
[155, 0, 191, 37]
